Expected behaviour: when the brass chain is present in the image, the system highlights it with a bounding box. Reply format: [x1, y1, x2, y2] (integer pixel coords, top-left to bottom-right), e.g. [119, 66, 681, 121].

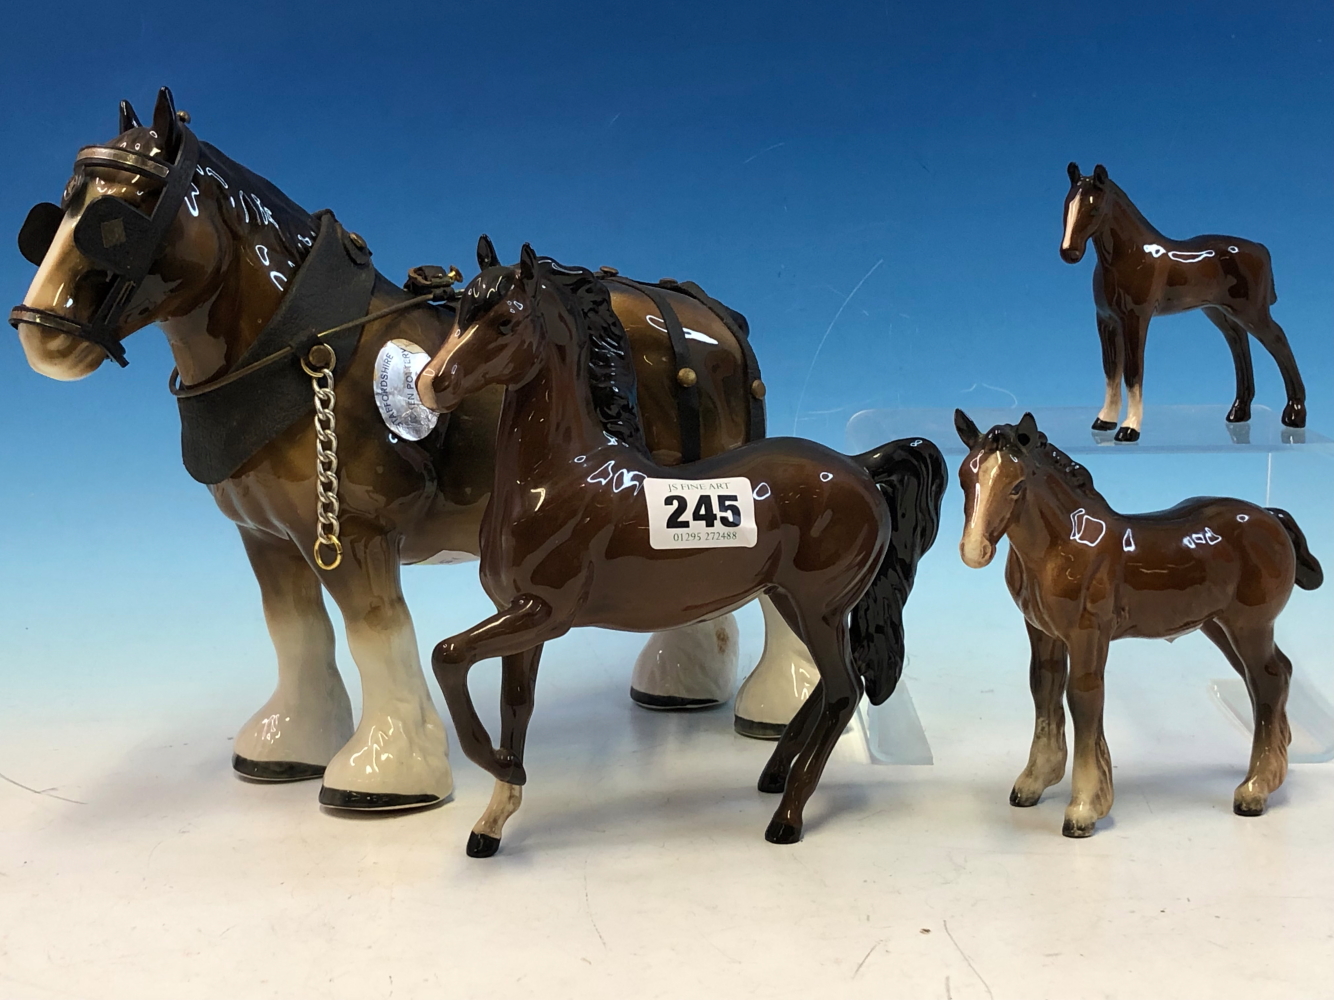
[301, 343, 342, 571]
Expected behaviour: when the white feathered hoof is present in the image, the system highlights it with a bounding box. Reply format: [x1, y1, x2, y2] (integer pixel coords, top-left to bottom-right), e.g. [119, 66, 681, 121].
[734, 595, 818, 739]
[630, 614, 739, 710]
[318, 706, 453, 811]
[232, 684, 354, 782]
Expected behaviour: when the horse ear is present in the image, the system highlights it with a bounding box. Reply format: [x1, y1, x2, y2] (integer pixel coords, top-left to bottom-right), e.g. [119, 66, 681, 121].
[119, 99, 142, 134]
[518, 243, 538, 287]
[954, 409, 982, 449]
[1092, 163, 1108, 187]
[1067, 161, 1081, 185]
[476, 234, 500, 270]
[151, 87, 183, 154]
[1015, 411, 1040, 448]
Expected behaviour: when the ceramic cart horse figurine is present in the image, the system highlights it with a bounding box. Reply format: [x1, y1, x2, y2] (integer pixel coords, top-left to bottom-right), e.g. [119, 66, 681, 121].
[9, 87, 796, 810]
[417, 246, 946, 855]
[954, 409, 1322, 837]
[1060, 162, 1306, 441]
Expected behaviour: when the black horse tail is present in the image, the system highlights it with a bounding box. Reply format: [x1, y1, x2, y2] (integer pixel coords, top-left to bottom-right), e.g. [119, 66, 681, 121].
[1268, 507, 1323, 590]
[849, 437, 948, 705]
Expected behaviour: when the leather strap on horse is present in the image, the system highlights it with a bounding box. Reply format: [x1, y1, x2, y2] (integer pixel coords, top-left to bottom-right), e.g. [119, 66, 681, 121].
[666, 279, 766, 441]
[171, 210, 377, 484]
[600, 273, 766, 463]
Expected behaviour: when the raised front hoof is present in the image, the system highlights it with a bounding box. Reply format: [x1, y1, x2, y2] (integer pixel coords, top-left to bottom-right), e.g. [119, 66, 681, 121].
[1282, 400, 1307, 428]
[1090, 417, 1117, 432]
[629, 687, 723, 711]
[764, 820, 802, 844]
[1226, 400, 1252, 424]
[1113, 426, 1140, 443]
[318, 787, 444, 812]
[1061, 816, 1097, 838]
[1009, 784, 1043, 808]
[734, 715, 787, 740]
[466, 831, 501, 858]
[232, 754, 326, 783]
[757, 769, 787, 794]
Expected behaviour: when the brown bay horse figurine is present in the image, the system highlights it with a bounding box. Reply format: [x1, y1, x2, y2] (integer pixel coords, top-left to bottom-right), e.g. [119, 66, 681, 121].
[955, 409, 1322, 836]
[418, 246, 946, 855]
[1061, 162, 1306, 441]
[10, 88, 773, 811]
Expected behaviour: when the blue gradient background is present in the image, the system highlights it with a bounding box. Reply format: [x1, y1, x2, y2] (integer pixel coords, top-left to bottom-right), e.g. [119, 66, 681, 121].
[1, 2, 1331, 708]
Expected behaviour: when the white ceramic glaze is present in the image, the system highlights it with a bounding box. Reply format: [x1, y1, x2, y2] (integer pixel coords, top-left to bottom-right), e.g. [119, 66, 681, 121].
[733, 594, 818, 737]
[629, 613, 739, 708]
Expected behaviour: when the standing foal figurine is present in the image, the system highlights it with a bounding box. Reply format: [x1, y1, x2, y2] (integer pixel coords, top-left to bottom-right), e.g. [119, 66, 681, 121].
[954, 409, 1321, 837]
[417, 245, 946, 856]
[1060, 162, 1307, 441]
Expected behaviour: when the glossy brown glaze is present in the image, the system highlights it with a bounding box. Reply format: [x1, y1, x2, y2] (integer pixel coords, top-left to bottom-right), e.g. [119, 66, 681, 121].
[10, 89, 761, 809]
[955, 408, 1322, 836]
[420, 246, 945, 856]
[1061, 162, 1306, 439]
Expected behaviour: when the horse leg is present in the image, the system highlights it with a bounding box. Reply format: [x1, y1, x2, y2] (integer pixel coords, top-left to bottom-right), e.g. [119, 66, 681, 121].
[1217, 621, 1292, 816]
[471, 644, 544, 857]
[765, 615, 861, 845]
[1115, 313, 1148, 442]
[1092, 315, 1124, 430]
[231, 527, 353, 781]
[629, 614, 739, 710]
[755, 590, 825, 792]
[1201, 306, 1255, 423]
[1237, 308, 1306, 428]
[432, 595, 565, 857]
[1010, 621, 1069, 807]
[736, 594, 820, 738]
[317, 531, 452, 811]
[1062, 629, 1113, 837]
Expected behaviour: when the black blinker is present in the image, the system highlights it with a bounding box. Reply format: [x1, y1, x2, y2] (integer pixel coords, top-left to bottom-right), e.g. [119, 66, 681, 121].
[18, 202, 64, 266]
[72, 197, 158, 276]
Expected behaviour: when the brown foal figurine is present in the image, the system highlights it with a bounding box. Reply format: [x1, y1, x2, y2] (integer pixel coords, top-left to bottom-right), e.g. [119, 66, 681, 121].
[955, 409, 1322, 837]
[418, 246, 946, 856]
[1061, 162, 1306, 441]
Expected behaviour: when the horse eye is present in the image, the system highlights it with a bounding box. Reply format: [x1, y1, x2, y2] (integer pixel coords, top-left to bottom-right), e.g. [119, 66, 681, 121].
[1010, 482, 1025, 496]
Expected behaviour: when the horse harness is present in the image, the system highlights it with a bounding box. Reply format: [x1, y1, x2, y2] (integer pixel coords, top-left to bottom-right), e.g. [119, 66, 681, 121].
[597, 269, 767, 460]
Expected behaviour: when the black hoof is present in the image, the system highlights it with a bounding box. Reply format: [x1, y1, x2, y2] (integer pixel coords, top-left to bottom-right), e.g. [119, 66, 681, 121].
[318, 787, 443, 811]
[1061, 818, 1095, 838]
[765, 820, 802, 844]
[1233, 801, 1266, 817]
[1226, 401, 1252, 424]
[757, 770, 787, 794]
[1282, 400, 1307, 428]
[734, 715, 787, 740]
[232, 754, 325, 783]
[1113, 426, 1140, 443]
[466, 831, 501, 857]
[1091, 417, 1117, 431]
[629, 687, 723, 711]
[1009, 787, 1039, 808]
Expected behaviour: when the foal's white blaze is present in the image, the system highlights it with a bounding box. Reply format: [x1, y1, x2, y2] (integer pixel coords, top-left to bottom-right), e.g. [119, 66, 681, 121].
[961, 452, 1003, 568]
[1061, 194, 1083, 253]
[16, 209, 107, 381]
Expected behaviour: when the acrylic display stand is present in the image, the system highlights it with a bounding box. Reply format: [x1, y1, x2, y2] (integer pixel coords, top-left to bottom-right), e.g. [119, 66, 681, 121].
[845, 403, 1334, 765]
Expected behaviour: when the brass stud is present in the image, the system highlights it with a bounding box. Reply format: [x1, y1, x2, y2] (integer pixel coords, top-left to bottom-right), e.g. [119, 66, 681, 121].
[176, 110, 191, 124]
[660, 277, 678, 286]
[677, 367, 698, 388]
[348, 232, 368, 252]
[750, 379, 766, 399]
[599, 265, 619, 276]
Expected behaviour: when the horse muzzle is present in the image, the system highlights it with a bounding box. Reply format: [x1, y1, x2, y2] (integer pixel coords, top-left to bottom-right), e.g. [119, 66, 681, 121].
[960, 535, 996, 569]
[1060, 244, 1085, 264]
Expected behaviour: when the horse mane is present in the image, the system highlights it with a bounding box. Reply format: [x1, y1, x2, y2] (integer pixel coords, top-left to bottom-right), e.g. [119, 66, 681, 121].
[197, 141, 319, 264]
[985, 424, 1099, 498]
[536, 257, 647, 451]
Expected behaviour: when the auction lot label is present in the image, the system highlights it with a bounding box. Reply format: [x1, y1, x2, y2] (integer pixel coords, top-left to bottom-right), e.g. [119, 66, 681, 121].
[643, 477, 757, 549]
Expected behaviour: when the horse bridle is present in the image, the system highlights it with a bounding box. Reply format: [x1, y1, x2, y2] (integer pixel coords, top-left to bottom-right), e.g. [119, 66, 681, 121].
[9, 125, 201, 367]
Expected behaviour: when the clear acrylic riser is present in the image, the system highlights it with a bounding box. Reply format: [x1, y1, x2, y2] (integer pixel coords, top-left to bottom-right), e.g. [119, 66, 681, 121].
[848, 404, 1334, 765]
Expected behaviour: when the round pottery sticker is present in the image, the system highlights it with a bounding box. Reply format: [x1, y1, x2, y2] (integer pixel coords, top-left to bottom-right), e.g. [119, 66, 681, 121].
[373, 339, 439, 441]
